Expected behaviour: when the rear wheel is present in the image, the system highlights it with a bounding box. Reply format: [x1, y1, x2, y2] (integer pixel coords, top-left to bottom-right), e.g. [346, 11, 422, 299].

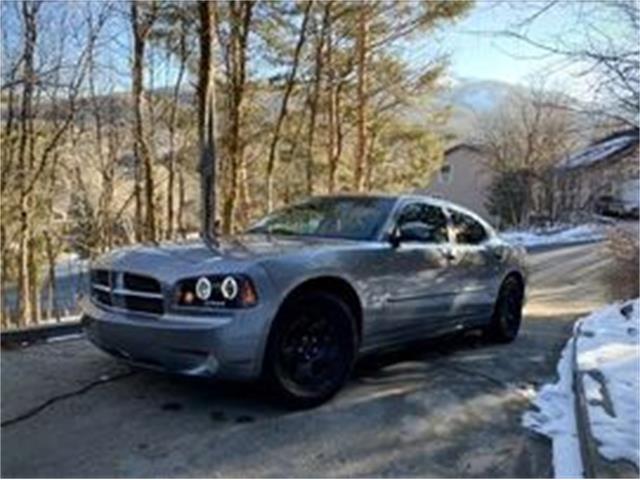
[264, 292, 356, 408]
[485, 276, 524, 342]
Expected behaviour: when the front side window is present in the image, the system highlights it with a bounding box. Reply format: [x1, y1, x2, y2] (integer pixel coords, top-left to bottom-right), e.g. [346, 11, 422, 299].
[450, 210, 488, 245]
[397, 203, 448, 244]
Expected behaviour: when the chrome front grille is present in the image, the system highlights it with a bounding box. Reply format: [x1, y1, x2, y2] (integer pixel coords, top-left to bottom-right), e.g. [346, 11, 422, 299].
[91, 269, 164, 315]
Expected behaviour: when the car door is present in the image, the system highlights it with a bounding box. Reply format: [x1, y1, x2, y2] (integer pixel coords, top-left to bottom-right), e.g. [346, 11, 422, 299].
[447, 207, 502, 325]
[378, 200, 457, 343]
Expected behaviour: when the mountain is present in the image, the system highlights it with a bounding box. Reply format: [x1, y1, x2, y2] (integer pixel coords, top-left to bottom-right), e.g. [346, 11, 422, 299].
[443, 78, 519, 112]
[402, 78, 523, 142]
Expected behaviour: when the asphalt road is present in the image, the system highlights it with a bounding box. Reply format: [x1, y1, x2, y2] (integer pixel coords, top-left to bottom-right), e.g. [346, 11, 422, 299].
[1, 242, 617, 478]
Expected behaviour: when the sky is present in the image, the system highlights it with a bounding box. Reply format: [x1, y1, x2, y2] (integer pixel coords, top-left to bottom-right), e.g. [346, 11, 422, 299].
[426, 0, 626, 99]
[443, 1, 572, 84]
[1, 0, 629, 104]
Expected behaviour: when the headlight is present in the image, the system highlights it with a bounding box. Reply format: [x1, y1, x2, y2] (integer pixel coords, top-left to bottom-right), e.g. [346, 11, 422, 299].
[220, 276, 239, 300]
[175, 274, 258, 309]
[195, 277, 213, 300]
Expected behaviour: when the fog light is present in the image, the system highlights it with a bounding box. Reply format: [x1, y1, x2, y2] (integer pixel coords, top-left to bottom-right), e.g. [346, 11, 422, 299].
[239, 279, 258, 307]
[195, 277, 212, 301]
[183, 290, 195, 305]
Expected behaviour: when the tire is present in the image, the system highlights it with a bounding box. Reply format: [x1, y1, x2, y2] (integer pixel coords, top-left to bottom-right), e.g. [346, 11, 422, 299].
[264, 292, 357, 409]
[485, 276, 524, 343]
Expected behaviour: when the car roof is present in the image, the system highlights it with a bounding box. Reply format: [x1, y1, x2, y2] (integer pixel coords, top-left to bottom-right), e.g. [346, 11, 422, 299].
[310, 193, 495, 233]
[312, 192, 461, 210]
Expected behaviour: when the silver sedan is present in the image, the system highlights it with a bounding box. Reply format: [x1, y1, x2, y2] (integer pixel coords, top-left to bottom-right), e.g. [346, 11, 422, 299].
[82, 194, 527, 407]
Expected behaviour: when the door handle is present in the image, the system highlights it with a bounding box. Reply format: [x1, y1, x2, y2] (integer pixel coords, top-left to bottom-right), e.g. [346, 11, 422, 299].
[441, 248, 456, 261]
[491, 245, 506, 260]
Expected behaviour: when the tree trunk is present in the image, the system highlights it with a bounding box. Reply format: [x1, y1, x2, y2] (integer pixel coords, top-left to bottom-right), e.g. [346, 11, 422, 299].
[265, 1, 312, 212]
[178, 168, 186, 238]
[354, 4, 369, 192]
[104, 126, 117, 251]
[131, 0, 156, 243]
[305, 3, 330, 196]
[221, 1, 253, 233]
[198, 1, 218, 240]
[44, 232, 59, 322]
[28, 235, 39, 324]
[363, 127, 378, 191]
[166, 21, 188, 241]
[326, 16, 337, 193]
[16, 2, 38, 327]
[237, 158, 252, 228]
[0, 226, 8, 327]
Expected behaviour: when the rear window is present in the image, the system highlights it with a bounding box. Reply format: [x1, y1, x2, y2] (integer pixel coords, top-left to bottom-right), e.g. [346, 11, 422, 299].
[450, 210, 488, 245]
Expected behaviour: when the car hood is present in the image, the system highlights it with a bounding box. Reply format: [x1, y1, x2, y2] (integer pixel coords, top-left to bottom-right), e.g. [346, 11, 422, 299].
[93, 234, 359, 281]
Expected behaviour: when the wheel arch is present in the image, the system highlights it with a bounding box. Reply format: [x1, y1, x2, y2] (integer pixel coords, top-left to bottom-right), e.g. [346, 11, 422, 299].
[261, 276, 364, 375]
[278, 276, 363, 341]
[503, 270, 525, 293]
[500, 270, 526, 306]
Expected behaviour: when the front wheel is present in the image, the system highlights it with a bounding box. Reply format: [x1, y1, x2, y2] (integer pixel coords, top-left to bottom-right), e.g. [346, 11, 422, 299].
[264, 292, 357, 409]
[485, 276, 524, 343]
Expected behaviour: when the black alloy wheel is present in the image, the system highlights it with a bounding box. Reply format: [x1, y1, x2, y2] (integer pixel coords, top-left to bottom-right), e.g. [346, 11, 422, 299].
[486, 276, 524, 342]
[265, 292, 356, 408]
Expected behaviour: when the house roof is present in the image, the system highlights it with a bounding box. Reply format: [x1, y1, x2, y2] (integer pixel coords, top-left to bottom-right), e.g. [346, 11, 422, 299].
[557, 128, 639, 170]
[444, 143, 485, 157]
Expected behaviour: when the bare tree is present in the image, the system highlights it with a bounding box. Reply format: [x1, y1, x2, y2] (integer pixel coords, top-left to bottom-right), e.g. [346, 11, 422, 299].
[501, 1, 639, 127]
[198, 1, 218, 243]
[264, 1, 312, 212]
[474, 83, 580, 226]
[304, 3, 331, 196]
[353, 3, 370, 192]
[15, 0, 40, 326]
[131, 0, 158, 242]
[217, 1, 254, 233]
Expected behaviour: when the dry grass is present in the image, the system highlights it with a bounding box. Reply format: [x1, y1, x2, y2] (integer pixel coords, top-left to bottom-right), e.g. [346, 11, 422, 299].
[605, 228, 640, 300]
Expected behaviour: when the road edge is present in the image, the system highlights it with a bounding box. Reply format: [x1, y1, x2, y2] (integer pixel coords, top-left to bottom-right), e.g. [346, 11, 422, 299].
[1, 320, 83, 348]
[572, 320, 598, 478]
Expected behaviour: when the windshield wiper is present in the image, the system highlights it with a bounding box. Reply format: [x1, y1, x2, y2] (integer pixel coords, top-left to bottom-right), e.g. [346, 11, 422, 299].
[266, 226, 299, 236]
[244, 226, 299, 236]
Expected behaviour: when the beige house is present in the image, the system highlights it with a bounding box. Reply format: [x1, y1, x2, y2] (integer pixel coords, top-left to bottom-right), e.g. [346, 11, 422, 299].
[421, 130, 639, 226]
[555, 129, 639, 216]
[421, 144, 496, 222]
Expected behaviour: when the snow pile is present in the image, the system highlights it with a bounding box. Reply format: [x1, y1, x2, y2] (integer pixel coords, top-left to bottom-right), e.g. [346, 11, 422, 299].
[523, 300, 640, 477]
[501, 224, 605, 248]
[576, 299, 640, 468]
[523, 338, 583, 478]
[54, 252, 89, 277]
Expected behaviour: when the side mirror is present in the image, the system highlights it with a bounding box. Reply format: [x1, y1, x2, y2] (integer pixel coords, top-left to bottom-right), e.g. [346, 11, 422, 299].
[389, 226, 402, 248]
[389, 222, 433, 247]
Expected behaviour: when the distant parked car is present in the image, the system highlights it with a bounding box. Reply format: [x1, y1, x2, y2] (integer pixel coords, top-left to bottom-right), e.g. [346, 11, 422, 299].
[82, 195, 527, 407]
[595, 195, 639, 219]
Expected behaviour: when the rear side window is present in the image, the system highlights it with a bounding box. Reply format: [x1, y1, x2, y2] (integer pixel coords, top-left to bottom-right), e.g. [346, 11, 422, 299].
[397, 203, 449, 243]
[450, 210, 488, 245]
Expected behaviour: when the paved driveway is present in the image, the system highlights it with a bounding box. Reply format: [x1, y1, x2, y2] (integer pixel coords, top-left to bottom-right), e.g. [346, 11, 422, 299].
[1, 242, 615, 477]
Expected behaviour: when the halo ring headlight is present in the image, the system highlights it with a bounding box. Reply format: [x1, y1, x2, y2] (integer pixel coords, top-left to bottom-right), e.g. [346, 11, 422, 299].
[195, 276, 213, 301]
[221, 276, 239, 300]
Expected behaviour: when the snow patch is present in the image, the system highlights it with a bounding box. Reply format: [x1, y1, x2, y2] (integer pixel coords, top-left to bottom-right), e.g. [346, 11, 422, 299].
[37, 315, 82, 326]
[54, 252, 89, 277]
[576, 299, 640, 468]
[522, 338, 584, 478]
[46, 333, 84, 343]
[501, 224, 605, 248]
[524, 300, 640, 477]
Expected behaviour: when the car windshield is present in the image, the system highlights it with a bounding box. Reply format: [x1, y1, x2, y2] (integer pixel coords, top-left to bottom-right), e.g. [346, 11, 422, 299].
[245, 197, 395, 240]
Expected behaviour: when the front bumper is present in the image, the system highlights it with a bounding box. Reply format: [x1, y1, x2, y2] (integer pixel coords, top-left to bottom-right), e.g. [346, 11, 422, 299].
[81, 298, 269, 380]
